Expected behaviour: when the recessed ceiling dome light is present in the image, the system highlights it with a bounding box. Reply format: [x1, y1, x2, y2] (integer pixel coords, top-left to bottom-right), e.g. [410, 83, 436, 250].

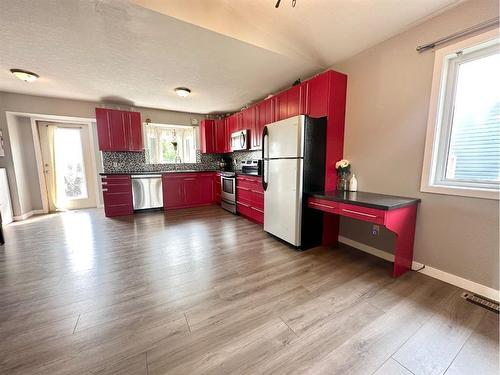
[175, 87, 191, 97]
[10, 68, 39, 82]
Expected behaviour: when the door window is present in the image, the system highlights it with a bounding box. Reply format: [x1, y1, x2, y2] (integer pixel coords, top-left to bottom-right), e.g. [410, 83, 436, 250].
[53, 127, 88, 205]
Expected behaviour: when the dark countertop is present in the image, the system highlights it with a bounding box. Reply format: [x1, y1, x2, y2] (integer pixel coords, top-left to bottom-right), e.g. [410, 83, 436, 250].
[100, 170, 218, 176]
[308, 190, 421, 210]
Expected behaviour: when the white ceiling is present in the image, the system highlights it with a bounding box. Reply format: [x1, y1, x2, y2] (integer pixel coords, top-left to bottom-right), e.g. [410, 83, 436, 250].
[132, 0, 464, 67]
[0, 0, 462, 114]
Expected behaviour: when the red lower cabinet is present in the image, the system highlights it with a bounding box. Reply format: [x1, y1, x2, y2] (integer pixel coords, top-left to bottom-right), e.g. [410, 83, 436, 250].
[236, 175, 264, 225]
[102, 175, 134, 217]
[214, 173, 222, 204]
[162, 172, 215, 209]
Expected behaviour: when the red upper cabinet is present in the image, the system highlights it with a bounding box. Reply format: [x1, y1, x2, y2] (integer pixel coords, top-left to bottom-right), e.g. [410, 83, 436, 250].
[270, 84, 307, 123]
[109, 110, 127, 151]
[233, 112, 243, 132]
[225, 116, 234, 150]
[201, 119, 229, 154]
[200, 119, 216, 154]
[241, 106, 257, 149]
[254, 98, 273, 150]
[96, 108, 112, 151]
[214, 119, 229, 153]
[126, 111, 144, 151]
[95, 108, 143, 152]
[306, 72, 330, 118]
[275, 92, 288, 121]
[286, 83, 307, 117]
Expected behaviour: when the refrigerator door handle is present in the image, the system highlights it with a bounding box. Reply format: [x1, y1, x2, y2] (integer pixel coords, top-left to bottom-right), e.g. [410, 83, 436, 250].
[262, 126, 269, 191]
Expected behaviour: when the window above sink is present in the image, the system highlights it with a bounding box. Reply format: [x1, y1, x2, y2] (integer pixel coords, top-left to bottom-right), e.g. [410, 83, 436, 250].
[144, 123, 197, 164]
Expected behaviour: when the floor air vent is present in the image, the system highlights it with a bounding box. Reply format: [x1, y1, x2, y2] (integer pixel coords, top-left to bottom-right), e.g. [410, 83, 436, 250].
[461, 292, 499, 314]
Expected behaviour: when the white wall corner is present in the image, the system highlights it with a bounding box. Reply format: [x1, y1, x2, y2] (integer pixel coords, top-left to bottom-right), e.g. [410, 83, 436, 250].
[338, 235, 499, 302]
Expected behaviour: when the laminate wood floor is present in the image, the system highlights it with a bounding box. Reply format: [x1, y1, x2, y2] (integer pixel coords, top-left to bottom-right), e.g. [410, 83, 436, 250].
[0, 206, 497, 375]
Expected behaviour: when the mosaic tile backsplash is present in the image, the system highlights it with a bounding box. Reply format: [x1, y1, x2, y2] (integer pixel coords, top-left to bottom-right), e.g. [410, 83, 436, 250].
[102, 150, 262, 173]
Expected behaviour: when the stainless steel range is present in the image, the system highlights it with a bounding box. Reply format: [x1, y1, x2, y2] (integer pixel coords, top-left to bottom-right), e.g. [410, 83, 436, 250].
[220, 172, 236, 214]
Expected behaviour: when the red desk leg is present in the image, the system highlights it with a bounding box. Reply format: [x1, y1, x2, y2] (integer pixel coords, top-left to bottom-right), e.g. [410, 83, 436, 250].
[322, 214, 340, 247]
[385, 205, 418, 277]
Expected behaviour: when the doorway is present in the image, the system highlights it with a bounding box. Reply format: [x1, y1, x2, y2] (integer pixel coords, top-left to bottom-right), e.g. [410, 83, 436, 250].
[37, 122, 97, 211]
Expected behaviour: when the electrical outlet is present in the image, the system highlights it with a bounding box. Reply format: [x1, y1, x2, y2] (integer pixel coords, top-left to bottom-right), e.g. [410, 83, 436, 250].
[372, 225, 380, 236]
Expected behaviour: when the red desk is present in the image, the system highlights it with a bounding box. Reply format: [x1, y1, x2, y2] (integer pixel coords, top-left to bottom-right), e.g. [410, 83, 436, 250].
[307, 191, 420, 277]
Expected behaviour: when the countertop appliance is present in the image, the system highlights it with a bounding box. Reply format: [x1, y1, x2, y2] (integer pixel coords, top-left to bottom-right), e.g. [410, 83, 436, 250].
[220, 172, 236, 214]
[240, 160, 262, 176]
[231, 129, 248, 151]
[262, 115, 327, 248]
[131, 174, 163, 210]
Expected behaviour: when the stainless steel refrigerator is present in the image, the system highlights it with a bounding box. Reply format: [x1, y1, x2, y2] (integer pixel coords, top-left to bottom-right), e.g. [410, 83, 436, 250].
[262, 115, 327, 248]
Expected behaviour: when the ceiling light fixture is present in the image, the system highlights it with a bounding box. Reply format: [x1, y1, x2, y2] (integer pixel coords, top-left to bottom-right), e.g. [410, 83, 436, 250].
[175, 87, 191, 97]
[275, 0, 296, 8]
[10, 68, 39, 82]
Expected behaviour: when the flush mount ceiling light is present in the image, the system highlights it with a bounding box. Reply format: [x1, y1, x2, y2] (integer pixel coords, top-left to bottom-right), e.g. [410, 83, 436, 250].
[10, 68, 39, 82]
[174, 87, 191, 97]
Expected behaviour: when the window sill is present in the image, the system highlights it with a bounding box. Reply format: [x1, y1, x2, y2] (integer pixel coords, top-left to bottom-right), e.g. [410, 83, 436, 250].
[420, 184, 499, 200]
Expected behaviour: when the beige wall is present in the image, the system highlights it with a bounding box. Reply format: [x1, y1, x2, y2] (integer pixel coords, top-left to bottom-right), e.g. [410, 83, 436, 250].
[3, 114, 42, 216]
[333, 0, 499, 289]
[0, 92, 206, 216]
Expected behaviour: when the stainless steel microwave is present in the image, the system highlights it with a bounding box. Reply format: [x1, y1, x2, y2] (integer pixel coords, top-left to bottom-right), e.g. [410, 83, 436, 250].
[231, 129, 248, 151]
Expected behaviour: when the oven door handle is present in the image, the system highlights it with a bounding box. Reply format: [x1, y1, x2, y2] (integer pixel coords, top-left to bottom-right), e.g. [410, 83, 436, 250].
[262, 126, 269, 191]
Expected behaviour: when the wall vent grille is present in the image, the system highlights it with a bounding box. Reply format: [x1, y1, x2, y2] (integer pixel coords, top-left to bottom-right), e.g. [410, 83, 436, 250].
[461, 292, 499, 314]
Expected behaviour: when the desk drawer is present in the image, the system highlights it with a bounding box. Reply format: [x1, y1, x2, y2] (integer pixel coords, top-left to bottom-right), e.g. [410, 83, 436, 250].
[308, 197, 339, 214]
[338, 203, 386, 225]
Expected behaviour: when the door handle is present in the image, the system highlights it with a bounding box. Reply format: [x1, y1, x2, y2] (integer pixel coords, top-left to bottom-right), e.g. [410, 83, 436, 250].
[309, 201, 336, 210]
[262, 126, 268, 191]
[341, 208, 378, 218]
[250, 190, 264, 194]
[240, 132, 245, 148]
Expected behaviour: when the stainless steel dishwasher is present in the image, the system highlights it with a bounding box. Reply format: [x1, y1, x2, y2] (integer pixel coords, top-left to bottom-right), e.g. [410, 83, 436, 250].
[131, 175, 163, 210]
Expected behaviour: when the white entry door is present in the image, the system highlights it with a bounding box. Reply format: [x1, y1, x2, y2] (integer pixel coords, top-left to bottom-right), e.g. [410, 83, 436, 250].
[38, 122, 97, 211]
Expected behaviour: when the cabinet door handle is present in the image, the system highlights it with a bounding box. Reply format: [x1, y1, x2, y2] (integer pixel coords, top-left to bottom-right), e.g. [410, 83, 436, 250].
[184, 178, 196, 181]
[102, 188, 108, 192]
[238, 186, 250, 191]
[341, 208, 378, 218]
[237, 201, 250, 207]
[309, 201, 336, 209]
[251, 207, 264, 213]
[251, 190, 264, 194]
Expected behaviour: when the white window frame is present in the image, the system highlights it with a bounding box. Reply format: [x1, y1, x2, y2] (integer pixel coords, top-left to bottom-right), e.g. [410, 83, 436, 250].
[143, 122, 198, 164]
[420, 28, 500, 200]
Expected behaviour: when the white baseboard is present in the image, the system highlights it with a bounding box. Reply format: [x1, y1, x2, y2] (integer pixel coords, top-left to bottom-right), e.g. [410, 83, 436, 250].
[13, 209, 45, 221]
[338, 235, 499, 302]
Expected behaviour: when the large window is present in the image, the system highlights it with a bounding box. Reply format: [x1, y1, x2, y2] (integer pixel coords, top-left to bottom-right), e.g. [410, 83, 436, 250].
[144, 123, 197, 164]
[421, 30, 499, 199]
